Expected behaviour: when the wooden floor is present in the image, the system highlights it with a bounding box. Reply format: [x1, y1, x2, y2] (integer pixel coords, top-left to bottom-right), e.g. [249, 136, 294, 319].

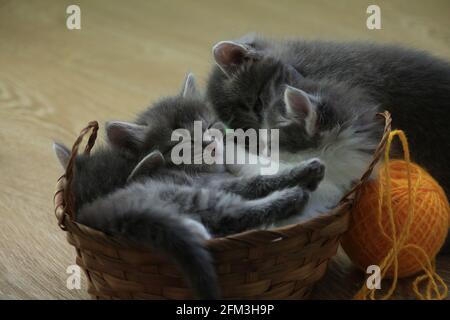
[0, 0, 449, 299]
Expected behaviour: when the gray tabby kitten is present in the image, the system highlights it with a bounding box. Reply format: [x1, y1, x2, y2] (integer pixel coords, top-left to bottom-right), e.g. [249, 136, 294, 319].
[207, 34, 450, 197]
[53, 75, 325, 299]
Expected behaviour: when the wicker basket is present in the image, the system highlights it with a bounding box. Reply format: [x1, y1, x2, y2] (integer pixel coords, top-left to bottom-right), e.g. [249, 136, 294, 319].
[53, 112, 392, 299]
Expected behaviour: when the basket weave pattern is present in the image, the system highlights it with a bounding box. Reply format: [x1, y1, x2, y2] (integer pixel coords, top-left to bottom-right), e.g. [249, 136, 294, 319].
[53, 113, 392, 299]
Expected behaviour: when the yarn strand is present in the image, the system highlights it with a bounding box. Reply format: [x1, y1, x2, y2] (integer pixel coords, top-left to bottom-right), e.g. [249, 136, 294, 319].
[354, 130, 448, 300]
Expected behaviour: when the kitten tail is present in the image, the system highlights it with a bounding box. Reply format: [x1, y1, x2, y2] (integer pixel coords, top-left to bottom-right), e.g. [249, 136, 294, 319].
[77, 199, 220, 299]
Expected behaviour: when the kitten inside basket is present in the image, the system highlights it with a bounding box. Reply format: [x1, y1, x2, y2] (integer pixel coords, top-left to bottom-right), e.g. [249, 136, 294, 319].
[53, 74, 327, 299]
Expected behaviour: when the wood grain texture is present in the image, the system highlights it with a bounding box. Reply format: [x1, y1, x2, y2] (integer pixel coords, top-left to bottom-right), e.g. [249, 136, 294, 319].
[0, 0, 449, 299]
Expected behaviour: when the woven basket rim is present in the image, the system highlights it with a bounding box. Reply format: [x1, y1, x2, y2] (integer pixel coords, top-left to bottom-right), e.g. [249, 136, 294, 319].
[53, 112, 392, 252]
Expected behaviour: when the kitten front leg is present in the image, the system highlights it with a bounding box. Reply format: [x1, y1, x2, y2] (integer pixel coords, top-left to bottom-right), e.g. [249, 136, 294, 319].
[203, 187, 310, 237]
[223, 140, 284, 177]
[221, 158, 325, 199]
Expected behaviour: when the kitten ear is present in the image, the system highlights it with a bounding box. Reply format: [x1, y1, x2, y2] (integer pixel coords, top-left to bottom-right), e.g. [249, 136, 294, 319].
[285, 65, 304, 84]
[53, 142, 71, 169]
[212, 41, 260, 77]
[284, 86, 318, 136]
[181, 73, 200, 98]
[106, 121, 147, 152]
[127, 150, 165, 183]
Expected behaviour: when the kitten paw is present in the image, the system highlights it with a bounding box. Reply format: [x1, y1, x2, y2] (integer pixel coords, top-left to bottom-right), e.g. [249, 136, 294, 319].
[291, 158, 325, 191]
[283, 186, 310, 211]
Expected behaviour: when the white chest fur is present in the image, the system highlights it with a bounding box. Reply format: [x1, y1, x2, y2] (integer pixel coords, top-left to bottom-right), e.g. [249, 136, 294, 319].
[279, 129, 376, 222]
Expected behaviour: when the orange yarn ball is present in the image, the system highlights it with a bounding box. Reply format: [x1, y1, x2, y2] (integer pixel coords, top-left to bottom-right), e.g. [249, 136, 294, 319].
[342, 160, 449, 278]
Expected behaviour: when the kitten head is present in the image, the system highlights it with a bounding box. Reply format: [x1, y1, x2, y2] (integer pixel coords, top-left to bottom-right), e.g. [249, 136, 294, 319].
[208, 35, 303, 131]
[107, 74, 226, 173]
[266, 79, 382, 154]
[208, 36, 382, 154]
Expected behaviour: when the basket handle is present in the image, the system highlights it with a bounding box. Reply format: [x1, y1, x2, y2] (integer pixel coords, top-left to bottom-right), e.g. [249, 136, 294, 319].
[61, 121, 99, 227]
[339, 111, 392, 204]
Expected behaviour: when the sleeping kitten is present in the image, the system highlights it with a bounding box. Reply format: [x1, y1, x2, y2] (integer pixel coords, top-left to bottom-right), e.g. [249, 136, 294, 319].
[207, 34, 450, 197]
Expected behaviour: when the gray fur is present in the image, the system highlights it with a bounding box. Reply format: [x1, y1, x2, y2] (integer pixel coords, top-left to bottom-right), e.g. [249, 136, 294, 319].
[127, 150, 165, 183]
[216, 158, 324, 199]
[54, 141, 221, 299]
[207, 34, 450, 196]
[76, 166, 319, 298]
[53, 143, 142, 212]
[53, 74, 326, 298]
[76, 181, 218, 299]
